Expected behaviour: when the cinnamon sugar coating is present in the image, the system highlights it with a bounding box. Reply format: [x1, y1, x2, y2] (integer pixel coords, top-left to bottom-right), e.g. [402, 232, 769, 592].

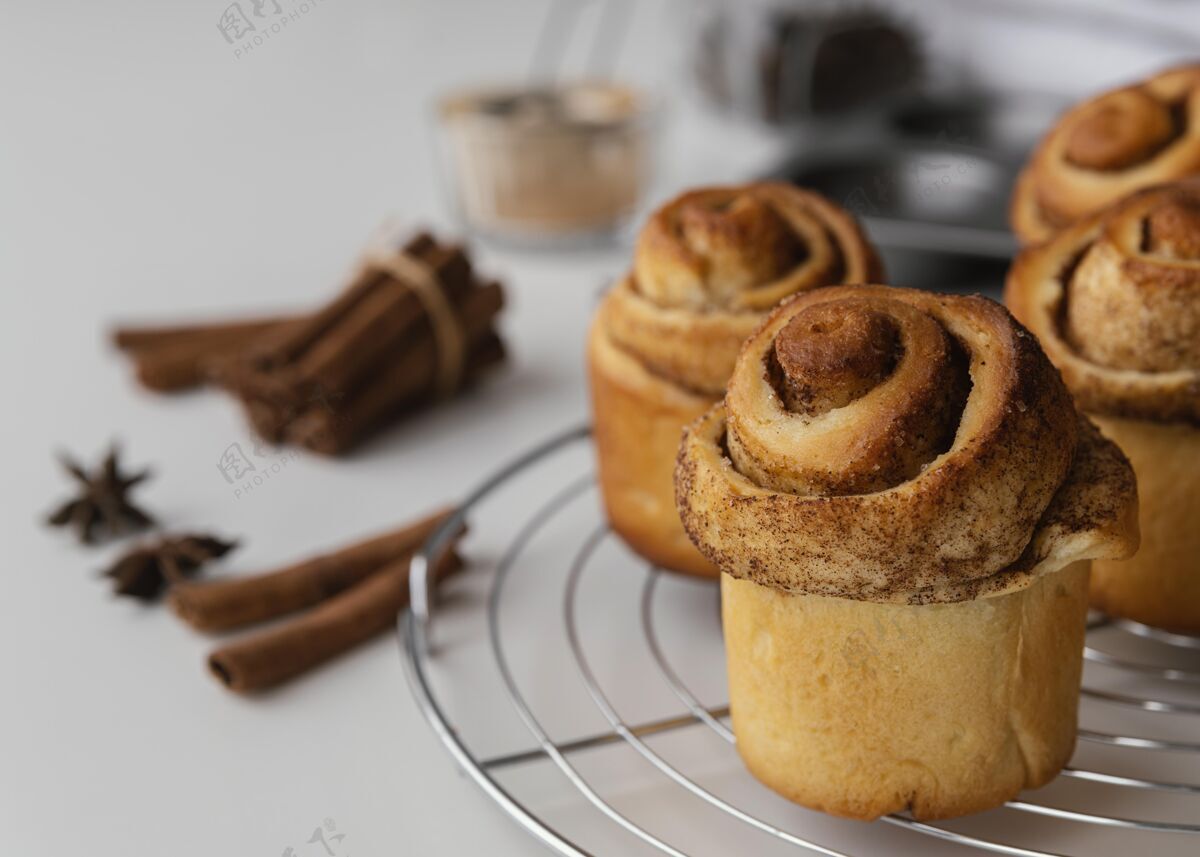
[757, 295, 969, 494]
[1063, 92, 1176, 171]
[675, 286, 1139, 604]
[769, 302, 900, 415]
[1011, 64, 1200, 244]
[1146, 195, 1200, 257]
[589, 183, 882, 579]
[600, 183, 883, 395]
[1006, 180, 1200, 425]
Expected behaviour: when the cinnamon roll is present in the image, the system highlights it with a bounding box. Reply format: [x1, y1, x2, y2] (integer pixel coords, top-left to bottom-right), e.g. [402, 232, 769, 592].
[1007, 180, 1200, 632]
[588, 183, 881, 578]
[676, 286, 1138, 820]
[1011, 64, 1200, 244]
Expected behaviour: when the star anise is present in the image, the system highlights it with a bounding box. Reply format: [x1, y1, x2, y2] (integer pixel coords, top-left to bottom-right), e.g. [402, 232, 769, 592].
[103, 533, 238, 602]
[46, 445, 155, 544]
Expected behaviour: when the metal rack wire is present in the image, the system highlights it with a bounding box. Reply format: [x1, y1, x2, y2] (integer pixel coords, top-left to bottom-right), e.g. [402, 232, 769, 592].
[401, 425, 1200, 856]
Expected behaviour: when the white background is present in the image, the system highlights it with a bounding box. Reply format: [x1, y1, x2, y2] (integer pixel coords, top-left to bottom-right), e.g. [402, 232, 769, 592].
[1, 1, 1196, 855]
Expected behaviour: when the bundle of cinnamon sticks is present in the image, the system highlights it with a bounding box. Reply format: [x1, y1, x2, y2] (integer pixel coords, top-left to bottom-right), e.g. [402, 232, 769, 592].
[170, 507, 462, 693]
[113, 230, 506, 455]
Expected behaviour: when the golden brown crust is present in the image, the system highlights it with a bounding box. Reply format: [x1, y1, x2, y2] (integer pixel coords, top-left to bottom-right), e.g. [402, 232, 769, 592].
[1088, 415, 1200, 632]
[724, 562, 1090, 820]
[588, 317, 719, 578]
[597, 278, 762, 398]
[742, 295, 971, 495]
[1006, 180, 1200, 426]
[1011, 64, 1200, 244]
[591, 184, 881, 576]
[633, 183, 884, 314]
[676, 286, 1139, 603]
[605, 183, 884, 396]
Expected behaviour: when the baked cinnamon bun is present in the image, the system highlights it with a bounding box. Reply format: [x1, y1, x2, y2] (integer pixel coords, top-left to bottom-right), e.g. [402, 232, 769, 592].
[1007, 180, 1200, 632]
[588, 183, 881, 577]
[1012, 64, 1200, 244]
[676, 285, 1138, 820]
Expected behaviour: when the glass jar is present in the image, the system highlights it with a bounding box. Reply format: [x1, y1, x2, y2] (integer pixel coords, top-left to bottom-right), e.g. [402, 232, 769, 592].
[437, 81, 656, 247]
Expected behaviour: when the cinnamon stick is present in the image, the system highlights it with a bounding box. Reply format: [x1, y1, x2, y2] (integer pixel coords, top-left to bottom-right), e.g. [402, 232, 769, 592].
[223, 245, 477, 408]
[245, 233, 470, 370]
[114, 316, 304, 392]
[241, 278, 504, 454]
[294, 264, 467, 401]
[288, 332, 505, 455]
[169, 507, 454, 631]
[239, 397, 292, 445]
[112, 316, 292, 351]
[113, 229, 506, 452]
[207, 544, 462, 693]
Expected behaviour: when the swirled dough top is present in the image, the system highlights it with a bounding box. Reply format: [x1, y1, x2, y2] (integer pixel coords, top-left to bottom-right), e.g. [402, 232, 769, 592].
[1011, 65, 1200, 244]
[1006, 180, 1200, 425]
[598, 183, 882, 395]
[676, 286, 1139, 603]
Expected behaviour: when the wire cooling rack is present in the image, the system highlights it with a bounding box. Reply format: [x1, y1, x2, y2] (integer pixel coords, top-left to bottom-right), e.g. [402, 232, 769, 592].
[401, 425, 1200, 857]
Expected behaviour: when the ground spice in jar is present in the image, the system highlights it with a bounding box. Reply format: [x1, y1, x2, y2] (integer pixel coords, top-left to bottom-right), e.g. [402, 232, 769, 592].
[439, 81, 653, 243]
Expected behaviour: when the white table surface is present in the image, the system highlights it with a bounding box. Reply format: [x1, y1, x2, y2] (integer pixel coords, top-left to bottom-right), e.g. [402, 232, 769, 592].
[1, 2, 1195, 855]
